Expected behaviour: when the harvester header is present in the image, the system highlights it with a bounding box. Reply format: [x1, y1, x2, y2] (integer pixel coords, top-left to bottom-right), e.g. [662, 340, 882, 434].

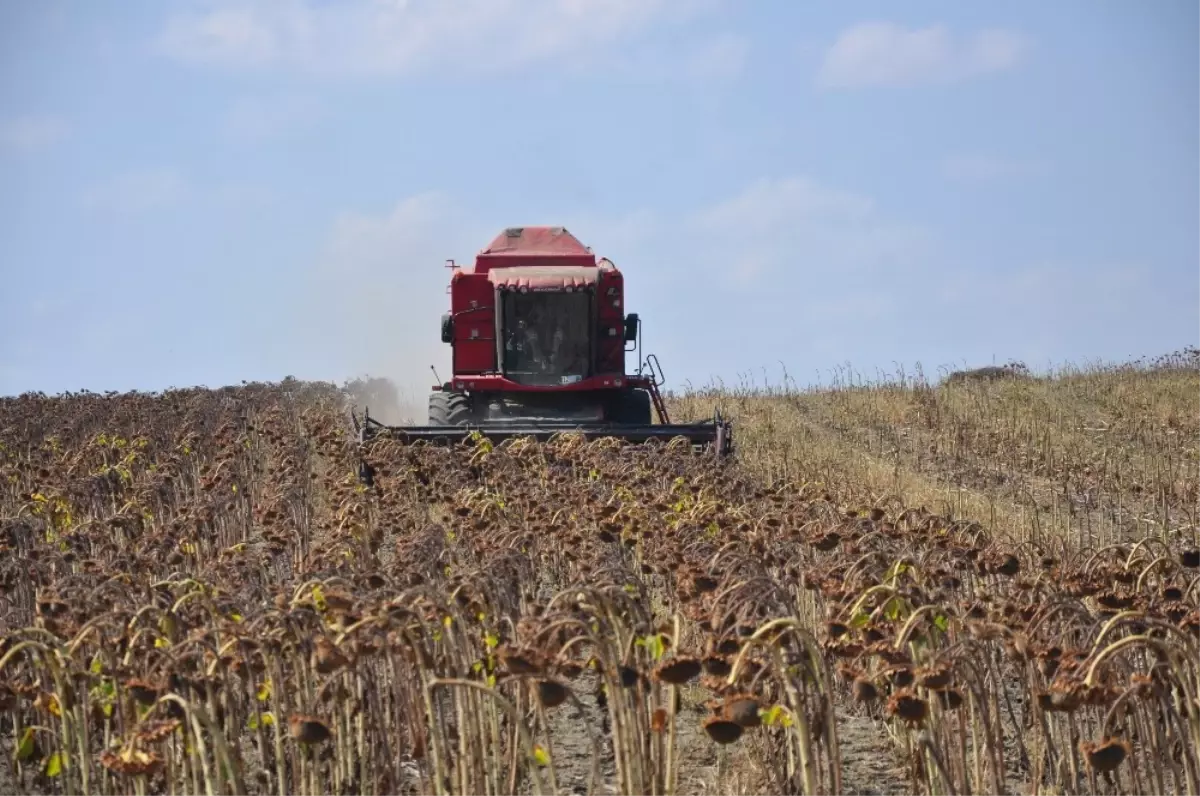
[355, 226, 732, 455]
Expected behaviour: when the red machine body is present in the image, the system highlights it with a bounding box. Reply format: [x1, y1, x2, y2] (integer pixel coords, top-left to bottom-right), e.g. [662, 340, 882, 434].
[437, 226, 665, 421]
[352, 225, 731, 457]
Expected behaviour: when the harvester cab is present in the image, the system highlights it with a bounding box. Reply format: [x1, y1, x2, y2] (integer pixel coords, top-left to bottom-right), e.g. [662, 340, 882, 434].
[355, 226, 732, 456]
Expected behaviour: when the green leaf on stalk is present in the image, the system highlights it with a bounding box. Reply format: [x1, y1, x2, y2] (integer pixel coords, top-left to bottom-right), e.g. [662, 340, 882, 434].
[641, 634, 666, 660]
[14, 727, 35, 761]
[761, 704, 784, 726]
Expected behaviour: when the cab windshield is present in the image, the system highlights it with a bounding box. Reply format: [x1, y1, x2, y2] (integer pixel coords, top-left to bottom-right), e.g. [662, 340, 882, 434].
[501, 290, 591, 386]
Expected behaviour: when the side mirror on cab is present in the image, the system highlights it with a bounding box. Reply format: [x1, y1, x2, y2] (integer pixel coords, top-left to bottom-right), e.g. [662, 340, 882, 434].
[441, 313, 453, 344]
[623, 313, 639, 342]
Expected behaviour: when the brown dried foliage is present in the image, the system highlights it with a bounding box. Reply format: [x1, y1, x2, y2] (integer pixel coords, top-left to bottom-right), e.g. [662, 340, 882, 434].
[0, 364, 1196, 795]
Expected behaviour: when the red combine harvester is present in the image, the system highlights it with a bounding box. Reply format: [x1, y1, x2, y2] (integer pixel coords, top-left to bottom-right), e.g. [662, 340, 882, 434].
[356, 226, 732, 455]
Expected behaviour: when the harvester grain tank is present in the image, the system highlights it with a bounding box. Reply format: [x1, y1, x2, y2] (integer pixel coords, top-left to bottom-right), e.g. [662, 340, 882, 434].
[355, 226, 732, 455]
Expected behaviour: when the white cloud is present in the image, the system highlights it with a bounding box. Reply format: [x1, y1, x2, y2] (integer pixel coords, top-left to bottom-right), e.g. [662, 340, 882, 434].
[292, 193, 497, 415]
[223, 94, 321, 140]
[639, 176, 945, 376]
[158, 5, 285, 69]
[0, 114, 68, 153]
[688, 176, 934, 288]
[81, 168, 188, 215]
[697, 176, 875, 232]
[156, 0, 712, 77]
[816, 22, 1028, 89]
[685, 33, 748, 81]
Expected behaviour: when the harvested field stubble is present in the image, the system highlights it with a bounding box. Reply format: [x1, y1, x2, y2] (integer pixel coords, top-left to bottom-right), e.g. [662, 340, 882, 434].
[671, 348, 1200, 548]
[0, 364, 1197, 795]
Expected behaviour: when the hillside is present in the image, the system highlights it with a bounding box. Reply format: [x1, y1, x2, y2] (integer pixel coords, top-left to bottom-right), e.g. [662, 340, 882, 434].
[672, 348, 1200, 548]
[0, 349, 1197, 796]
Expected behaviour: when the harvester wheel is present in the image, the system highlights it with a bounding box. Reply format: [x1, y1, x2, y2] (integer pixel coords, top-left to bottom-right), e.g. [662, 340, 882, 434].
[611, 388, 652, 425]
[428, 391, 471, 426]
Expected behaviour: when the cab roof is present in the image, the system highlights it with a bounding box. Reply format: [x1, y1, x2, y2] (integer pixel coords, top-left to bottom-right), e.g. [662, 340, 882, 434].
[473, 226, 597, 271]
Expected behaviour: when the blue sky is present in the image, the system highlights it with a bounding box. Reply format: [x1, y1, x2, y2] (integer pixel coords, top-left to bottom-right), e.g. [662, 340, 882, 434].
[1, 0, 1196, 404]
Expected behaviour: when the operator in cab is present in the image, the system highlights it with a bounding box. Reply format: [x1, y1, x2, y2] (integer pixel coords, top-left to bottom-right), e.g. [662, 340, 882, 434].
[506, 314, 547, 373]
[505, 303, 575, 377]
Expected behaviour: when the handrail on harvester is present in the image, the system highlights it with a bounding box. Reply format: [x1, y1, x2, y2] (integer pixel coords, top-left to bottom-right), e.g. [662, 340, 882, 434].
[351, 407, 734, 457]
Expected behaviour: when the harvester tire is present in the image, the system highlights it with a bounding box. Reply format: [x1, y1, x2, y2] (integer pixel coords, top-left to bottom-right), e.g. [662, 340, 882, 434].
[612, 388, 652, 425]
[428, 391, 471, 426]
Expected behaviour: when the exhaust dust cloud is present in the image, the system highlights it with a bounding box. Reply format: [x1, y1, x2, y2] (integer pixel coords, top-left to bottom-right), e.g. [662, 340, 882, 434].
[289, 194, 495, 425]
